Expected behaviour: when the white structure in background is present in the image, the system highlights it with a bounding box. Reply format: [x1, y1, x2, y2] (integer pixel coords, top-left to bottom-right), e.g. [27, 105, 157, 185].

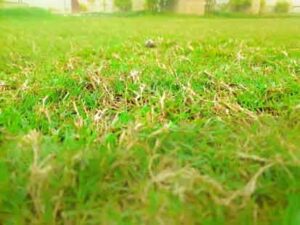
[84, 0, 115, 13]
[4, 0, 300, 14]
[25, 0, 72, 12]
[4, 0, 72, 12]
[291, 0, 300, 12]
[3, 0, 146, 13]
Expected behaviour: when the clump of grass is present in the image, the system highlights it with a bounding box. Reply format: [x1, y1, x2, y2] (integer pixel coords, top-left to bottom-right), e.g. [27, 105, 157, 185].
[0, 9, 300, 224]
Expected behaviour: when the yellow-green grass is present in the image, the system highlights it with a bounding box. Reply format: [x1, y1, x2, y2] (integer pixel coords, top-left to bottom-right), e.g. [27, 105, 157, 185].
[0, 9, 300, 225]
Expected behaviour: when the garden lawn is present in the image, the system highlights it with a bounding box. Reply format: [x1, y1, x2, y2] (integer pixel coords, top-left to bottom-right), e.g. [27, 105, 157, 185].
[0, 9, 300, 225]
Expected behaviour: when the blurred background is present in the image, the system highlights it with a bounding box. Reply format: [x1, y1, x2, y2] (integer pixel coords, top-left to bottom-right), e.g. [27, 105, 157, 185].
[1, 0, 300, 15]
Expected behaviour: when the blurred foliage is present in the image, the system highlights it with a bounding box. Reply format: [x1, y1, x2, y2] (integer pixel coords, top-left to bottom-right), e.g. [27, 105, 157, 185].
[146, 0, 175, 12]
[205, 0, 217, 14]
[115, 0, 132, 11]
[259, 0, 266, 14]
[79, 3, 88, 12]
[274, 0, 290, 13]
[229, 0, 252, 12]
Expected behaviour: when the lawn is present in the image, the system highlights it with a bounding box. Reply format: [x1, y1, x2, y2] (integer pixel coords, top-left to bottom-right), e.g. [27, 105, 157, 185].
[0, 9, 300, 225]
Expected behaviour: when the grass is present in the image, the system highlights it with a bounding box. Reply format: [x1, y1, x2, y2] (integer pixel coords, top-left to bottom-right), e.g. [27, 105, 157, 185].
[0, 9, 300, 225]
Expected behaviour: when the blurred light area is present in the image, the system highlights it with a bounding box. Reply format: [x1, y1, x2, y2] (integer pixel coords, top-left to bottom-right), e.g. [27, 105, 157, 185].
[3, 0, 72, 12]
[2, 0, 300, 14]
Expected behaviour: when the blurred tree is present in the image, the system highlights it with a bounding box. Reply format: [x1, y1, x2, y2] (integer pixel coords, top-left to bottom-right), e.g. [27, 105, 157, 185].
[259, 0, 266, 14]
[206, 0, 217, 14]
[274, 0, 290, 13]
[71, 0, 81, 12]
[146, 0, 175, 12]
[115, 0, 132, 11]
[229, 0, 252, 12]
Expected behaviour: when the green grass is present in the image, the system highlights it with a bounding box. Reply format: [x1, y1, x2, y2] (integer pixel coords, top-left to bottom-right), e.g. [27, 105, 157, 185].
[0, 9, 300, 225]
